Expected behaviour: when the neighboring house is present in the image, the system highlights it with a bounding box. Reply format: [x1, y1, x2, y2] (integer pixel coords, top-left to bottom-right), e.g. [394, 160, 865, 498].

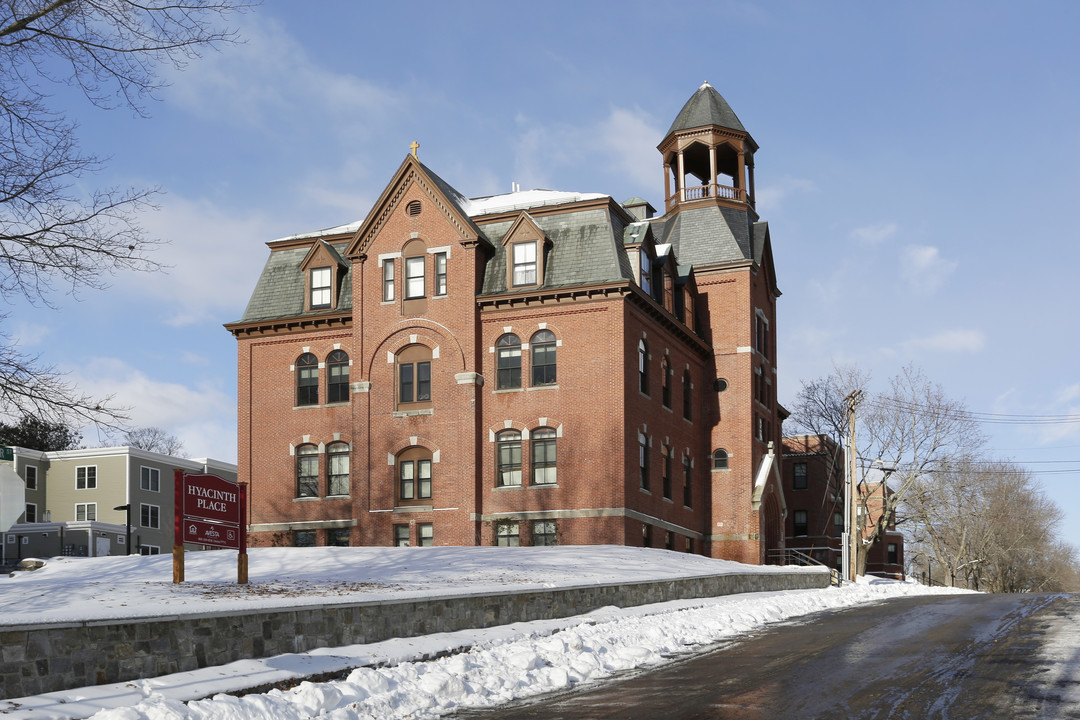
[226, 83, 786, 562]
[780, 434, 905, 578]
[1, 446, 237, 564]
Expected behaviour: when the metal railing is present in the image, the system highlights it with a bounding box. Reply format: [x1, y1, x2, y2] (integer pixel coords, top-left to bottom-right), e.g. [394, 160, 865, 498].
[767, 547, 843, 586]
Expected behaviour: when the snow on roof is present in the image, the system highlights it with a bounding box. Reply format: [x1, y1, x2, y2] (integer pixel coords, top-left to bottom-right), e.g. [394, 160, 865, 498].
[464, 189, 609, 217]
[272, 221, 362, 244]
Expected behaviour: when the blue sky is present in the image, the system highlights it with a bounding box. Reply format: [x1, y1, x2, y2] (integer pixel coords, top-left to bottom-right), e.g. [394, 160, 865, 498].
[12, 2, 1080, 546]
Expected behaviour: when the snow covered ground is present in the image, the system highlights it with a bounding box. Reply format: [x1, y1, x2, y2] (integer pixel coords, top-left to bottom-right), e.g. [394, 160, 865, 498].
[0, 546, 967, 719]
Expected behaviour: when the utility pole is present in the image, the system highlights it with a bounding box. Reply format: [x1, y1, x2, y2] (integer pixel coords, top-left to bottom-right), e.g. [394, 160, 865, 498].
[845, 391, 862, 583]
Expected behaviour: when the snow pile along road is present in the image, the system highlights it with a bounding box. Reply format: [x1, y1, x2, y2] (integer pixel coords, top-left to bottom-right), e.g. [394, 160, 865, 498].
[74, 580, 963, 720]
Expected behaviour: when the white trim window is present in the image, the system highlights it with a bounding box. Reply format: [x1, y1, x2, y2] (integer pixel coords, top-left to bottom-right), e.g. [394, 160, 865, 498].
[24, 465, 37, 490]
[76, 502, 97, 521]
[311, 266, 332, 309]
[140, 466, 160, 492]
[24, 503, 37, 523]
[140, 545, 161, 556]
[405, 256, 425, 299]
[140, 503, 160, 529]
[76, 465, 97, 490]
[512, 242, 537, 286]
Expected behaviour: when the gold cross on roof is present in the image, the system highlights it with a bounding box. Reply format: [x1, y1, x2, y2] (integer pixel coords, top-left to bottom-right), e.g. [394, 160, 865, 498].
[410, 141, 419, 158]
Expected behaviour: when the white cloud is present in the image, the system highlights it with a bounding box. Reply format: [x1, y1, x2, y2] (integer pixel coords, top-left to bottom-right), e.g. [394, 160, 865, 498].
[849, 222, 898, 246]
[754, 176, 817, 216]
[10, 321, 51, 348]
[71, 357, 236, 462]
[597, 107, 663, 191]
[113, 195, 281, 326]
[165, 15, 401, 139]
[903, 329, 986, 354]
[899, 244, 957, 294]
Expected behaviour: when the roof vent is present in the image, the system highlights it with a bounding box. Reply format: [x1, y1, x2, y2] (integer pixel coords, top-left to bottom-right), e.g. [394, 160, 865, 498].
[406, 200, 422, 216]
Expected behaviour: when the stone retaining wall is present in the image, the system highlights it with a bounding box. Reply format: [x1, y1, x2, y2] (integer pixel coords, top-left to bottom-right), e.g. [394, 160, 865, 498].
[0, 569, 828, 699]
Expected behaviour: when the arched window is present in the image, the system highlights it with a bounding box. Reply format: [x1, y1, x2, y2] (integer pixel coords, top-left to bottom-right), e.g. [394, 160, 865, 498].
[496, 334, 522, 390]
[496, 430, 522, 486]
[296, 444, 319, 497]
[327, 350, 350, 404]
[712, 449, 729, 470]
[661, 356, 671, 408]
[683, 370, 692, 421]
[397, 345, 432, 407]
[397, 447, 432, 503]
[531, 428, 557, 485]
[531, 330, 556, 386]
[296, 353, 318, 406]
[327, 442, 350, 496]
[638, 340, 649, 395]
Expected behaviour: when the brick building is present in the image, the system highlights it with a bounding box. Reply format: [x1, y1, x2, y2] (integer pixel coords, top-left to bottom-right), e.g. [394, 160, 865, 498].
[226, 83, 785, 562]
[781, 433, 905, 577]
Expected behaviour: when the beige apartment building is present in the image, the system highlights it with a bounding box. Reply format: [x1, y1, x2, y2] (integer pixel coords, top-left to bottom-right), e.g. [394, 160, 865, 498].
[1, 445, 236, 565]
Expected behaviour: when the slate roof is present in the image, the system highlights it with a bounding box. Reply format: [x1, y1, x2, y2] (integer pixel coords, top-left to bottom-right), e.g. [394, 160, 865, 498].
[479, 207, 635, 295]
[651, 204, 754, 268]
[237, 242, 352, 323]
[665, 81, 747, 138]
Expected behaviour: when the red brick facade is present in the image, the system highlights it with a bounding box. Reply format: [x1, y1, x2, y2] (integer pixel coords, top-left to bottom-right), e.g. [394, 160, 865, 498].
[227, 84, 786, 561]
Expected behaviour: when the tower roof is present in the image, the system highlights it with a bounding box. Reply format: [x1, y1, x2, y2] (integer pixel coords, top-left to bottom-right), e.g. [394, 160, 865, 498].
[665, 82, 747, 137]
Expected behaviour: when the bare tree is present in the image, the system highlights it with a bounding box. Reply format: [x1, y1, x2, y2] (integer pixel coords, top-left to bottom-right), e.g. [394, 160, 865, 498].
[120, 426, 184, 456]
[787, 363, 985, 576]
[0, 0, 243, 425]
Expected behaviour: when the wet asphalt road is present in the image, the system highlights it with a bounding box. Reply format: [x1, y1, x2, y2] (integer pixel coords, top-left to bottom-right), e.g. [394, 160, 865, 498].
[455, 593, 1080, 720]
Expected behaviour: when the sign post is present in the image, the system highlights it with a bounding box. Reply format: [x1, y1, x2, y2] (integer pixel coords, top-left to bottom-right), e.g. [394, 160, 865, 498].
[173, 470, 247, 584]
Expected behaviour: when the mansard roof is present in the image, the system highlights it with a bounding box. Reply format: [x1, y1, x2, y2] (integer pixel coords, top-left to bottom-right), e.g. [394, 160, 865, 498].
[650, 204, 754, 267]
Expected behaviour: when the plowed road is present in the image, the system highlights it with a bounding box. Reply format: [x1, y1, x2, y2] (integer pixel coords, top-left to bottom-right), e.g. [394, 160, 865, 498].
[457, 593, 1080, 719]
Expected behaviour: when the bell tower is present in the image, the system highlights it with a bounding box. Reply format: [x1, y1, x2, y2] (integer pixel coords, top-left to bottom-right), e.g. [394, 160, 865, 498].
[657, 81, 758, 217]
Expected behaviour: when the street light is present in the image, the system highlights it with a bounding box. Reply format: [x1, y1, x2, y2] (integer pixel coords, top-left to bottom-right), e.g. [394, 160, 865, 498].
[113, 504, 132, 555]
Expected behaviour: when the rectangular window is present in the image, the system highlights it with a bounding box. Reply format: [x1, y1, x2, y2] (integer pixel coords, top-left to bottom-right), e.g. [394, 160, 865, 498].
[400, 363, 414, 403]
[383, 260, 395, 302]
[434, 252, 447, 296]
[140, 545, 161, 556]
[24, 503, 36, 523]
[311, 266, 331, 309]
[888, 543, 899, 565]
[639, 249, 652, 296]
[532, 520, 557, 546]
[417, 459, 432, 499]
[416, 361, 431, 401]
[76, 502, 97, 521]
[24, 465, 37, 490]
[497, 433, 522, 487]
[495, 521, 520, 546]
[405, 256, 425, 298]
[400, 460, 415, 500]
[394, 525, 410, 547]
[531, 430, 557, 485]
[294, 530, 316, 547]
[683, 459, 692, 508]
[639, 436, 649, 491]
[512, 242, 537, 286]
[76, 465, 97, 490]
[141, 466, 160, 492]
[662, 450, 672, 500]
[297, 449, 319, 498]
[140, 503, 160, 529]
[328, 452, 350, 496]
[793, 463, 808, 490]
[793, 510, 808, 536]
[418, 523, 434, 547]
[327, 528, 350, 546]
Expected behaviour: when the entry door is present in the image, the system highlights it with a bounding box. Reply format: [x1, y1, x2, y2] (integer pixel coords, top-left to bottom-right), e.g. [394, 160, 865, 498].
[95, 536, 111, 557]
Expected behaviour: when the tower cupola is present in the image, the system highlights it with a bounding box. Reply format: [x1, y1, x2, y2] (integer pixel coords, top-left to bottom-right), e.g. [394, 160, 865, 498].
[658, 82, 759, 215]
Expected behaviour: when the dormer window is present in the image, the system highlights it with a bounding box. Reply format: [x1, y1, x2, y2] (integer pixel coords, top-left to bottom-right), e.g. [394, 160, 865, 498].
[640, 249, 652, 296]
[310, 267, 331, 309]
[512, 242, 537, 286]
